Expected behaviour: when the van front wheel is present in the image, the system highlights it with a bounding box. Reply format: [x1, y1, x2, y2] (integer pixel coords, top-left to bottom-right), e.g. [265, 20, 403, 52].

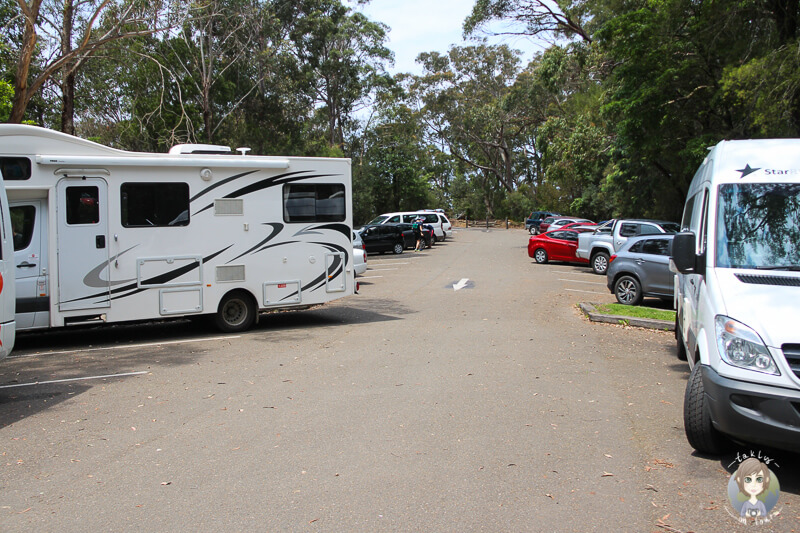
[215, 291, 257, 333]
[683, 364, 728, 455]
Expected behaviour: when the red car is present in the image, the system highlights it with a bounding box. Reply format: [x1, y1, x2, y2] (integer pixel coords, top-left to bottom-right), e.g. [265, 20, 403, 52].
[527, 229, 590, 265]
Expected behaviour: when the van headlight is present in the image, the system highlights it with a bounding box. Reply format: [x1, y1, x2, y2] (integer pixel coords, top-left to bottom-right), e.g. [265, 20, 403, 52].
[715, 316, 779, 375]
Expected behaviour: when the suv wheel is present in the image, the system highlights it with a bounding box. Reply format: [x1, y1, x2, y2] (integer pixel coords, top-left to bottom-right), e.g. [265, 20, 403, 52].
[614, 275, 642, 305]
[591, 251, 610, 275]
[684, 364, 728, 454]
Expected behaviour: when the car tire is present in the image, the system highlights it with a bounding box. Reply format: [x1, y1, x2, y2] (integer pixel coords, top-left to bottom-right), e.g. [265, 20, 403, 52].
[684, 364, 728, 455]
[614, 275, 643, 305]
[214, 290, 257, 333]
[591, 251, 610, 275]
[534, 248, 548, 264]
[393, 242, 404, 254]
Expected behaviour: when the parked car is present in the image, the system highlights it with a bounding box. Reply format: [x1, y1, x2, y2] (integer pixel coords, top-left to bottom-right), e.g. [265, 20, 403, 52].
[577, 219, 680, 275]
[359, 224, 405, 254]
[367, 211, 451, 242]
[527, 229, 589, 265]
[561, 222, 598, 232]
[525, 211, 560, 234]
[352, 231, 367, 276]
[391, 222, 433, 249]
[539, 216, 592, 233]
[606, 235, 674, 305]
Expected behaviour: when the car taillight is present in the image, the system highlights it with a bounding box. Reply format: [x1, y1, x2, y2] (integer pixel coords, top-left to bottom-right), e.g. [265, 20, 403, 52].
[609, 254, 617, 263]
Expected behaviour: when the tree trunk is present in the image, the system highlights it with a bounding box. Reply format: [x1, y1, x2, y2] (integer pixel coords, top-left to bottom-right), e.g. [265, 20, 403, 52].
[9, 0, 43, 124]
[60, 0, 75, 134]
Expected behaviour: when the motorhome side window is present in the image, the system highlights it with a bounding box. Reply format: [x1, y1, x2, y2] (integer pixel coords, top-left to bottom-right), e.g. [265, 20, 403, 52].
[66, 186, 100, 225]
[0, 157, 32, 180]
[283, 184, 346, 223]
[10, 205, 34, 251]
[121, 182, 190, 227]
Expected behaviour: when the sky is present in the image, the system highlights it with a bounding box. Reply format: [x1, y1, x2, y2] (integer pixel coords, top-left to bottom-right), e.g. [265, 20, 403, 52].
[354, 0, 539, 75]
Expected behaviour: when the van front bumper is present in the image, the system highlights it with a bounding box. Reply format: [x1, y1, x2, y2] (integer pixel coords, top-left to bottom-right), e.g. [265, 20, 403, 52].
[702, 364, 800, 452]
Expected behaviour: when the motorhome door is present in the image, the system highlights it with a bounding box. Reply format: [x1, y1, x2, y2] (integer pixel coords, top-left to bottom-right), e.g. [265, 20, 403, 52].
[56, 178, 111, 311]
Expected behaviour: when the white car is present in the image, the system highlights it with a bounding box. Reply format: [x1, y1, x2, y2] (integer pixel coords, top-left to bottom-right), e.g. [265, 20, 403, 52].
[352, 231, 367, 276]
[366, 210, 452, 242]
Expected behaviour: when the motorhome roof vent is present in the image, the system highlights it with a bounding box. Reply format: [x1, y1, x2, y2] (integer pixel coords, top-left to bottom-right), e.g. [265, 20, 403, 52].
[169, 144, 232, 155]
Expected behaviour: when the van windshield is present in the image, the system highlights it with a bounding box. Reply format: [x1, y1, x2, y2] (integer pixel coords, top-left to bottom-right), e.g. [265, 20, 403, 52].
[716, 183, 800, 269]
[367, 215, 388, 225]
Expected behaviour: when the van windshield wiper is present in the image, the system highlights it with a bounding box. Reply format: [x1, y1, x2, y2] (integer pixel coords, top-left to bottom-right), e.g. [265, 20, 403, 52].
[754, 266, 800, 271]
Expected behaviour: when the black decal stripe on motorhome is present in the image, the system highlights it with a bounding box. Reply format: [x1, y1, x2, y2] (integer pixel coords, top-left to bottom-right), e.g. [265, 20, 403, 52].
[228, 223, 283, 263]
[311, 242, 350, 266]
[83, 245, 138, 288]
[61, 247, 232, 304]
[311, 223, 350, 241]
[193, 172, 341, 216]
[189, 170, 259, 202]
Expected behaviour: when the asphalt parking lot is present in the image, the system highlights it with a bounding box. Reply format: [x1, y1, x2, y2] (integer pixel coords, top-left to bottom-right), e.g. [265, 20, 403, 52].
[1, 227, 798, 532]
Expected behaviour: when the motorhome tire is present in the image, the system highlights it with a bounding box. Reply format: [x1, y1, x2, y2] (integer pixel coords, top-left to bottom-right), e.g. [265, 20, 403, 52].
[683, 364, 728, 455]
[215, 291, 257, 332]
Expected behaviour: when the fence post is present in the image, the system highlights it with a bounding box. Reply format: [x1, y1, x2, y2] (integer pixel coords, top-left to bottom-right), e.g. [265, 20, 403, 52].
[485, 216, 489, 229]
[505, 217, 509, 229]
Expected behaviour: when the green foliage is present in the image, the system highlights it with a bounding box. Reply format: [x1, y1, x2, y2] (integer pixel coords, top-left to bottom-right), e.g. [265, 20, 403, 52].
[0, 79, 11, 122]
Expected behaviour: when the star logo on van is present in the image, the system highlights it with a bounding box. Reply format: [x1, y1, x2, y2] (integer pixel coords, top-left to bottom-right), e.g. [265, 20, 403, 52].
[736, 164, 760, 178]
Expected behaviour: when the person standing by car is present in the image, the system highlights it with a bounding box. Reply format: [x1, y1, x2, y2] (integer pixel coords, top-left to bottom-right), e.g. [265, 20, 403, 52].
[412, 217, 423, 251]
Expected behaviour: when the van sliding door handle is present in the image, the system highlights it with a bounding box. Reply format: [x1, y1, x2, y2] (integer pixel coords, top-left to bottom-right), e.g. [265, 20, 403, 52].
[17, 262, 37, 268]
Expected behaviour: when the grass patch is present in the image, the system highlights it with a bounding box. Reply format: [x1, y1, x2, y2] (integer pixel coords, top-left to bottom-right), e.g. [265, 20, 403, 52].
[593, 303, 676, 322]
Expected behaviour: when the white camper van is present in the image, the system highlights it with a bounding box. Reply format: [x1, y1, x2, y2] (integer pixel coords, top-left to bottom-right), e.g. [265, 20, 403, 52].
[672, 139, 800, 454]
[0, 125, 354, 333]
[0, 169, 15, 358]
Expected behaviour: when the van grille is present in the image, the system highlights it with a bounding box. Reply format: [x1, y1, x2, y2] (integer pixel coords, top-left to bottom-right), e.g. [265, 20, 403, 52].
[735, 274, 800, 287]
[783, 344, 800, 379]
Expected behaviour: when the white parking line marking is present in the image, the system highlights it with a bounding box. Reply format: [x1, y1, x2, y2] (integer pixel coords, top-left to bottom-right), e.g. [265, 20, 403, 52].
[0, 371, 149, 389]
[558, 278, 606, 285]
[358, 275, 383, 279]
[565, 288, 608, 294]
[8, 335, 241, 358]
[553, 270, 596, 275]
[367, 268, 399, 271]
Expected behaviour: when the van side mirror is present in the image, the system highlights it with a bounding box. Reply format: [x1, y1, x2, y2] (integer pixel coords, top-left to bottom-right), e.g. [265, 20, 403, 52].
[671, 231, 704, 274]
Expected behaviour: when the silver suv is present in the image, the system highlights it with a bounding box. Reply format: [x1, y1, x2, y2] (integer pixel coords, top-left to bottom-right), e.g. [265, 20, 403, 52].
[606, 235, 675, 305]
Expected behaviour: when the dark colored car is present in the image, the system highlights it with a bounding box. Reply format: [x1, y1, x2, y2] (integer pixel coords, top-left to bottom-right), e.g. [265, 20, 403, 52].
[359, 224, 405, 254]
[525, 211, 560, 234]
[527, 229, 589, 265]
[391, 223, 433, 249]
[606, 235, 675, 305]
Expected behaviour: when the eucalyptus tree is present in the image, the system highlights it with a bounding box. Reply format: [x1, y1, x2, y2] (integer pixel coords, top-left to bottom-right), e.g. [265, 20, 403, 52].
[5, 0, 184, 126]
[411, 44, 533, 216]
[287, 0, 393, 149]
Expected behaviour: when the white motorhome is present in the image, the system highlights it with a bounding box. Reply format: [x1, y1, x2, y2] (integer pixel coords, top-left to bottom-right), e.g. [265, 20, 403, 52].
[0, 170, 15, 358]
[672, 139, 800, 454]
[0, 124, 354, 333]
